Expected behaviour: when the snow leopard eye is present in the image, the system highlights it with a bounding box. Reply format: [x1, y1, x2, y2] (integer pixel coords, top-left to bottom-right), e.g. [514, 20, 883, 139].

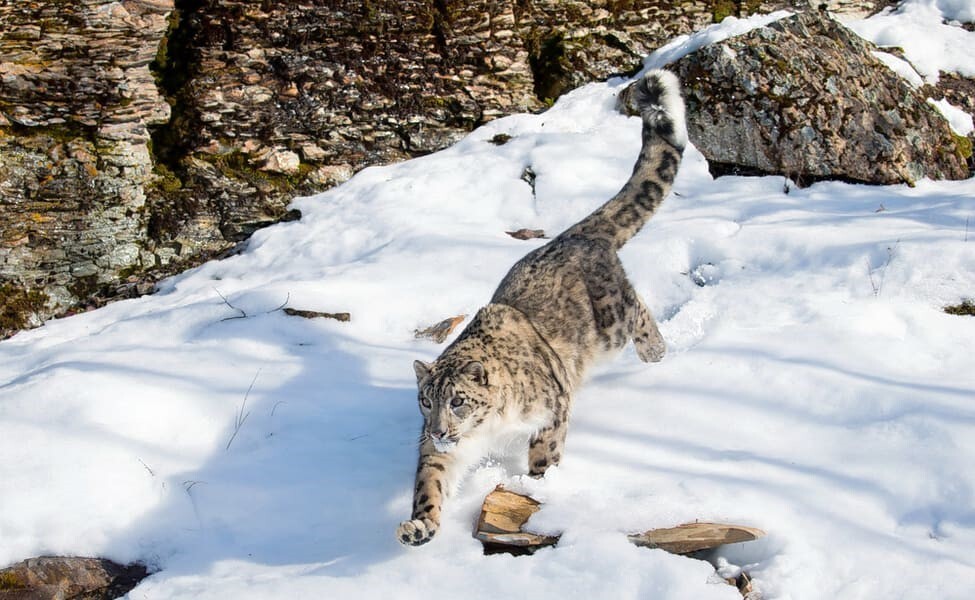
[450, 396, 464, 408]
[420, 395, 431, 409]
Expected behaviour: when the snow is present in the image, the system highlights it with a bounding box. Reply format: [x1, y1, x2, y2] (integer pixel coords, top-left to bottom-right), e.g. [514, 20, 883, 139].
[844, 0, 975, 82]
[2, 9, 975, 600]
[641, 11, 793, 70]
[871, 51, 925, 88]
[929, 98, 975, 135]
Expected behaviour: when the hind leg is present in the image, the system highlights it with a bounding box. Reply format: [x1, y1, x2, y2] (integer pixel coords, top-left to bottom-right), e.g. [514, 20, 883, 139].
[632, 294, 665, 363]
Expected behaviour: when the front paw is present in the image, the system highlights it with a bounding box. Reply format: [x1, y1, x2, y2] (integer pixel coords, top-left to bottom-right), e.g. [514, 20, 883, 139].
[635, 338, 665, 363]
[397, 518, 437, 546]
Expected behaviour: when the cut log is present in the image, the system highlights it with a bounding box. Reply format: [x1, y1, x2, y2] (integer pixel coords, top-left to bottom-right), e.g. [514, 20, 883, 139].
[627, 522, 766, 555]
[474, 487, 765, 557]
[473, 486, 559, 550]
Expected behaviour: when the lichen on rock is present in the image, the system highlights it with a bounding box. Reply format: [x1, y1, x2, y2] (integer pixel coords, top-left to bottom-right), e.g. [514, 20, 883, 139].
[662, 8, 970, 185]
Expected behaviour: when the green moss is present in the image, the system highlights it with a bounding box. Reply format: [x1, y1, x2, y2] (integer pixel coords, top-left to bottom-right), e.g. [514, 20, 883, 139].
[68, 275, 101, 300]
[203, 150, 312, 190]
[150, 162, 183, 194]
[0, 571, 26, 590]
[952, 133, 973, 160]
[488, 133, 512, 146]
[712, 0, 737, 23]
[0, 283, 49, 336]
[945, 299, 975, 316]
[150, 5, 193, 96]
[743, 0, 764, 16]
[0, 119, 98, 145]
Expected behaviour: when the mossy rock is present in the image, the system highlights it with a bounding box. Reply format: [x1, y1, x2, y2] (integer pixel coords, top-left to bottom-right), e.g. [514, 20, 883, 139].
[0, 283, 49, 337]
[944, 299, 975, 316]
[953, 133, 973, 160]
[712, 0, 738, 22]
[0, 570, 26, 590]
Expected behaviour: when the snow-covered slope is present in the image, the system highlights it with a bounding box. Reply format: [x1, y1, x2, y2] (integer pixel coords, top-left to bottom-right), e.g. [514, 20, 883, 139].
[2, 5, 974, 599]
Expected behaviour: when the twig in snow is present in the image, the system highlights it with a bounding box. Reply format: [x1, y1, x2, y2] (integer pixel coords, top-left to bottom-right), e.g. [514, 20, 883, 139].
[267, 292, 291, 314]
[867, 240, 899, 296]
[215, 288, 247, 321]
[183, 480, 205, 493]
[182, 480, 207, 531]
[137, 458, 155, 477]
[866, 258, 878, 295]
[216, 290, 290, 321]
[266, 400, 288, 439]
[226, 369, 260, 450]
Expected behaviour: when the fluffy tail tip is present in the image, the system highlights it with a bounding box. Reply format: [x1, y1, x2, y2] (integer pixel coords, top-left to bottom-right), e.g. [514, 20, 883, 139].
[627, 69, 688, 150]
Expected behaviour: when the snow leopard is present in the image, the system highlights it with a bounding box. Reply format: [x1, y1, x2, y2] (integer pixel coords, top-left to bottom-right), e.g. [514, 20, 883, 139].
[398, 70, 688, 546]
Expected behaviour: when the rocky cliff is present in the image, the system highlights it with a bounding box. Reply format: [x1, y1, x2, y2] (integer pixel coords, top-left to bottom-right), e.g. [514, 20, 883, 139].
[1, 0, 173, 331]
[0, 0, 908, 336]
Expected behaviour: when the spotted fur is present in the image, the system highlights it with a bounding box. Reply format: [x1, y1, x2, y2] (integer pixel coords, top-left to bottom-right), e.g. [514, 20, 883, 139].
[397, 70, 687, 546]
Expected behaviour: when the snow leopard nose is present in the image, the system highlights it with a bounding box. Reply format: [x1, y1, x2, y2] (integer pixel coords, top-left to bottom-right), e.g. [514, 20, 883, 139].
[430, 428, 447, 440]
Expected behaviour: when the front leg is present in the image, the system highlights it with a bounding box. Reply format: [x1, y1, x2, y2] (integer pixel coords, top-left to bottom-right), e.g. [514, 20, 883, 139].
[397, 440, 455, 546]
[528, 399, 569, 477]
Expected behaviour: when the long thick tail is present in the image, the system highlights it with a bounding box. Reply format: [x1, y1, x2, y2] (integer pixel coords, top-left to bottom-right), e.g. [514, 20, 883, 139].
[563, 69, 687, 250]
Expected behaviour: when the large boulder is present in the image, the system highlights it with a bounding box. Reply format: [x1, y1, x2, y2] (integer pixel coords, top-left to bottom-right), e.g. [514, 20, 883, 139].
[666, 8, 970, 184]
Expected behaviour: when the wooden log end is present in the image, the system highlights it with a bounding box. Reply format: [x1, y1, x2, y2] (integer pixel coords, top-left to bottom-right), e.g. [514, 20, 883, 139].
[474, 486, 560, 551]
[627, 522, 767, 555]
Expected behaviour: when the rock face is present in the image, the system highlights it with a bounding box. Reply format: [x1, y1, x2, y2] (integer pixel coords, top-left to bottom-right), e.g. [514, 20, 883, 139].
[665, 9, 970, 184]
[147, 0, 736, 254]
[1, 0, 174, 332]
[0, 0, 920, 337]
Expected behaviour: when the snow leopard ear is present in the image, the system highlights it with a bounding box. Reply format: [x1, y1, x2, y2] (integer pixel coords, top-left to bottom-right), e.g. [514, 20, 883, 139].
[461, 361, 488, 386]
[413, 360, 432, 383]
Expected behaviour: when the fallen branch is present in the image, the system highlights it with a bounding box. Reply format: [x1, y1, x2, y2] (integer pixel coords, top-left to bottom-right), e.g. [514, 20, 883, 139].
[214, 288, 247, 321]
[283, 308, 350, 321]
